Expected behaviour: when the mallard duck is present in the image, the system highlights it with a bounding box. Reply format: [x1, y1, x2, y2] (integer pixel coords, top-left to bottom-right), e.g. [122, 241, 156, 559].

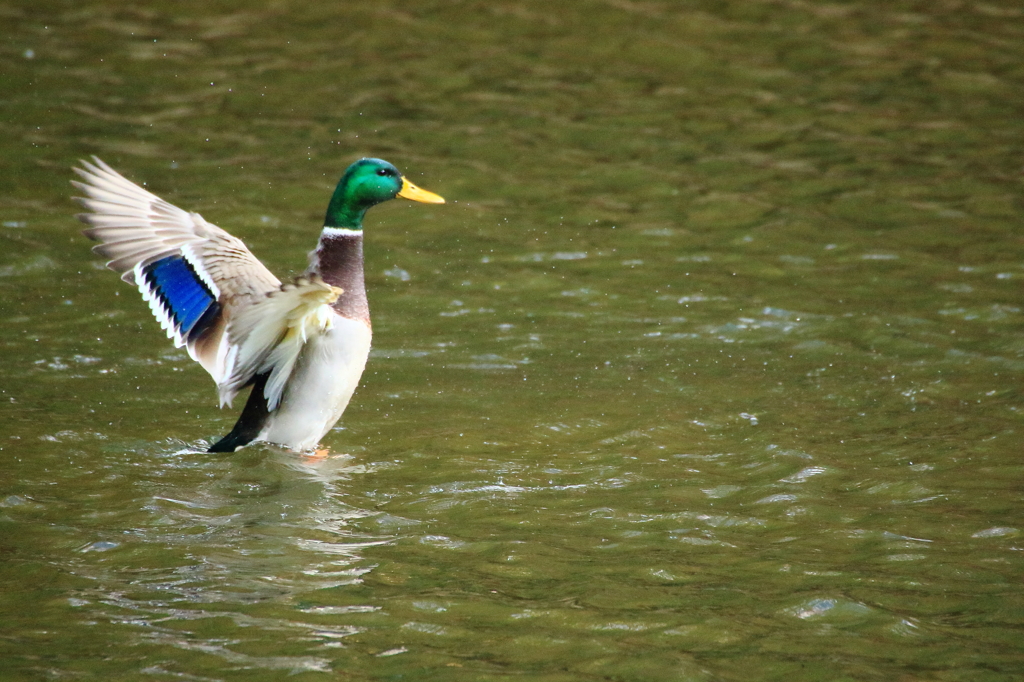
[72, 157, 444, 452]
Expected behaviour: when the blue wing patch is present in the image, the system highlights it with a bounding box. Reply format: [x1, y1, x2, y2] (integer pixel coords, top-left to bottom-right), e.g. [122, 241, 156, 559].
[140, 256, 219, 341]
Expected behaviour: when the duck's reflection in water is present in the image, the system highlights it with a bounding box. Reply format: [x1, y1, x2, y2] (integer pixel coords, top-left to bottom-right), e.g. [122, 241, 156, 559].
[71, 443, 399, 673]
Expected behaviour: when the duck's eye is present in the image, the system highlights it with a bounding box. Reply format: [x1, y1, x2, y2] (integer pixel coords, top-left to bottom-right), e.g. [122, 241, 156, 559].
[376, 168, 391, 177]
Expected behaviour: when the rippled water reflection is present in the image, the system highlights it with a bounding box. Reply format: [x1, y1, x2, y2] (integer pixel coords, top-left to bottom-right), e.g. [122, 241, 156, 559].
[3, 0, 1024, 679]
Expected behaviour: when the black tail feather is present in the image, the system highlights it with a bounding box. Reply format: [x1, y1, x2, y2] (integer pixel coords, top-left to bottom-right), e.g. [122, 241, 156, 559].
[208, 373, 271, 453]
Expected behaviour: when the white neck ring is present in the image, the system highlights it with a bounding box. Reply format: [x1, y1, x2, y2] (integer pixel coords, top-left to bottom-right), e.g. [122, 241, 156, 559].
[321, 227, 363, 238]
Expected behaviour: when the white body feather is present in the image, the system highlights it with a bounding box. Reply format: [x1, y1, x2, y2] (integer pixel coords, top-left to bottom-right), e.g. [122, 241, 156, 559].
[258, 317, 372, 451]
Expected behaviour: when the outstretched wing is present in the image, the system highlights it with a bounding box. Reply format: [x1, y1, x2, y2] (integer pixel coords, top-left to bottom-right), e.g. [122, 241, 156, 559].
[73, 157, 282, 403]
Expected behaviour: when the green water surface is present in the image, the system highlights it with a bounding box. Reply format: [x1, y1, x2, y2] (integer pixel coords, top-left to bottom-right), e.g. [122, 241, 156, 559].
[2, 1, 1023, 680]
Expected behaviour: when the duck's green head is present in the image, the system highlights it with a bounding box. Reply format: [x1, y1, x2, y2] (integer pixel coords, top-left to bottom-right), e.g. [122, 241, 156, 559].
[324, 157, 444, 229]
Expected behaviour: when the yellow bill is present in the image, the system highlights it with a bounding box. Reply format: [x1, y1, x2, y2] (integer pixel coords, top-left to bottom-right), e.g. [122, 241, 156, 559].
[398, 177, 445, 204]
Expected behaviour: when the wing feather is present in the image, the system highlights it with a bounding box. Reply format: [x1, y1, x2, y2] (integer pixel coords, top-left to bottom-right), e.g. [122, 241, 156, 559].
[73, 157, 282, 395]
[220, 277, 342, 410]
